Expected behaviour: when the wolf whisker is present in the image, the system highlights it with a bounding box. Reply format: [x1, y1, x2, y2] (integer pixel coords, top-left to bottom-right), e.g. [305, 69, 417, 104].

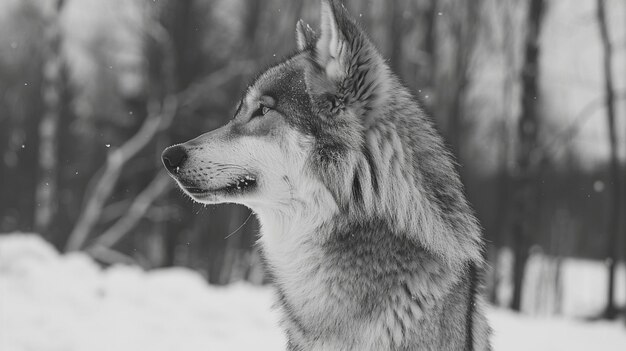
[224, 212, 253, 239]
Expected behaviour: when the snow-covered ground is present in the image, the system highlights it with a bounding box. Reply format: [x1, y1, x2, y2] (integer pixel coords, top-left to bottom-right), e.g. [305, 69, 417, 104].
[1, 234, 625, 351]
[496, 247, 626, 317]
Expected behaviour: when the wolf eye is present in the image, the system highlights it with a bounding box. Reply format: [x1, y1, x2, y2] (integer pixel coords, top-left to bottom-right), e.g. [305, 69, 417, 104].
[251, 104, 271, 119]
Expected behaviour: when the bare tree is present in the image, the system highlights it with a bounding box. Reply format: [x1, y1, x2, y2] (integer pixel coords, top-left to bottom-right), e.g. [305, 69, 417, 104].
[510, 0, 545, 312]
[488, 0, 518, 305]
[446, 1, 482, 158]
[388, 0, 404, 72]
[596, 0, 621, 320]
[623, 0, 626, 324]
[423, 0, 439, 90]
[34, 0, 67, 237]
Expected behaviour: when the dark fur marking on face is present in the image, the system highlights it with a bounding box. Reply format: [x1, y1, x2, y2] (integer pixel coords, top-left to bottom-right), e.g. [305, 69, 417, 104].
[229, 105, 284, 138]
[248, 57, 336, 144]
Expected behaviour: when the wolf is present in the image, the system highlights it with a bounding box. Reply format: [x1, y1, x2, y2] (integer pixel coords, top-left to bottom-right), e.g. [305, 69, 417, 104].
[162, 1, 491, 349]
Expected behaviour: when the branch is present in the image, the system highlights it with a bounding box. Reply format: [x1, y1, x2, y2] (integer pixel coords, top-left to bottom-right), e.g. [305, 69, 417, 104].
[88, 245, 139, 266]
[65, 61, 250, 252]
[100, 199, 133, 223]
[178, 60, 255, 110]
[531, 91, 626, 165]
[65, 96, 178, 252]
[88, 172, 171, 250]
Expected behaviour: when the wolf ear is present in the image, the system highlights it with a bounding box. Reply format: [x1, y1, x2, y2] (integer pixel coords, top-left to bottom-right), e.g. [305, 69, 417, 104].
[309, 0, 389, 118]
[296, 19, 317, 51]
[315, 0, 350, 81]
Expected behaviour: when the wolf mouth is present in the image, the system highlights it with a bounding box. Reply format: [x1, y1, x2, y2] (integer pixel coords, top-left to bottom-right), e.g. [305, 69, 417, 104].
[183, 175, 258, 196]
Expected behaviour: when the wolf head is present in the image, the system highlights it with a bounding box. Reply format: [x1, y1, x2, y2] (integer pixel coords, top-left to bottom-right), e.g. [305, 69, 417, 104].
[162, 0, 387, 209]
[162, 0, 483, 265]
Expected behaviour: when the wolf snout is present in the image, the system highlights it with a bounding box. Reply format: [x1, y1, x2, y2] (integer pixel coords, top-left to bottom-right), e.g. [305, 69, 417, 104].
[162, 145, 188, 174]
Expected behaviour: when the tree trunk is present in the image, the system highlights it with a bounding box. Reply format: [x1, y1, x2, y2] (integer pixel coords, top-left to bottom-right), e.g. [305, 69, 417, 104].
[388, 0, 403, 72]
[622, 2, 626, 323]
[34, 0, 66, 237]
[510, 0, 545, 312]
[490, 0, 518, 305]
[424, 0, 438, 81]
[447, 1, 480, 158]
[596, 0, 621, 320]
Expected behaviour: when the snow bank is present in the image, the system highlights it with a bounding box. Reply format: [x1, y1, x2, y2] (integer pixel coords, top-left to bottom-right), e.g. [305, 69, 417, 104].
[0, 234, 284, 351]
[1, 234, 625, 351]
[491, 310, 626, 351]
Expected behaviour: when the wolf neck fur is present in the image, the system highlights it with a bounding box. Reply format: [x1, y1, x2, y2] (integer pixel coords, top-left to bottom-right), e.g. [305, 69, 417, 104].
[254, 178, 472, 349]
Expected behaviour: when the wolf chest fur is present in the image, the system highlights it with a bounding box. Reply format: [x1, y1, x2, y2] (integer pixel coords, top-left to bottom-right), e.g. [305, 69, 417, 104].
[161, 1, 491, 350]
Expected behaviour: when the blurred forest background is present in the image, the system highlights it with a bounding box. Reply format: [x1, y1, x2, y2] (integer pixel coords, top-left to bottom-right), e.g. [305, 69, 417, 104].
[1, 0, 626, 320]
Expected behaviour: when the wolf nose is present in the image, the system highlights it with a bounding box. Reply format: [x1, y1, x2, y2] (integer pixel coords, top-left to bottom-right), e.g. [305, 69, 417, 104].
[162, 145, 188, 173]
